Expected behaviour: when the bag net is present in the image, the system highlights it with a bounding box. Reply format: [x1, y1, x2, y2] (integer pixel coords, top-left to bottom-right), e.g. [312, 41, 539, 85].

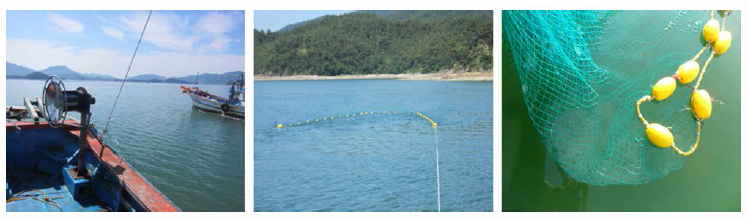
[503, 10, 728, 185]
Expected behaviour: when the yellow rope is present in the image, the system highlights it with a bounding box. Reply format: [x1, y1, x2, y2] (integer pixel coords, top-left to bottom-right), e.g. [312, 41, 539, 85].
[671, 121, 702, 156]
[694, 51, 716, 90]
[635, 95, 652, 127]
[691, 44, 710, 61]
[6, 189, 63, 208]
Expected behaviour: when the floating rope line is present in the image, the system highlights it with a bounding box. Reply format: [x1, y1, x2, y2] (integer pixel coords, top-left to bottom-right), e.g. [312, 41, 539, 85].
[276, 110, 441, 211]
[635, 10, 732, 156]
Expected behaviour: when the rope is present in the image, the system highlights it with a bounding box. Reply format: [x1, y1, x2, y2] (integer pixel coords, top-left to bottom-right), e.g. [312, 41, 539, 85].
[691, 44, 709, 61]
[635, 95, 653, 126]
[671, 121, 701, 156]
[276, 110, 442, 211]
[634, 10, 731, 157]
[433, 126, 441, 212]
[100, 10, 152, 140]
[694, 51, 716, 90]
[6, 189, 64, 209]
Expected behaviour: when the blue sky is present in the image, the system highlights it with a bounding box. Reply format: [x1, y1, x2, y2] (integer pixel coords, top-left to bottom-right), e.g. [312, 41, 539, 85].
[6, 10, 245, 78]
[254, 10, 353, 32]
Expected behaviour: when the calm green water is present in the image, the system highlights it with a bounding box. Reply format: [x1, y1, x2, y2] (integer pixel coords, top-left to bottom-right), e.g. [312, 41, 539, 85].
[503, 11, 740, 211]
[5, 79, 245, 211]
[255, 80, 493, 211]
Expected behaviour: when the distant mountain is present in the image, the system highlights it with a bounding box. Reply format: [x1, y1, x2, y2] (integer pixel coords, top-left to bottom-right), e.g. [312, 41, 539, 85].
[6, 61, 243, 84]
[278, 17, 324, 32]
[130, 74, 167, 81]
[254, 10, 492, 75]
[6, 62, 36, 76]
[275, 11, 492, 33]
[173, 71, 244, 85]
[358, 10, 493, 21]
[40, 65, 85, 80]
[36, 65, 119, 81]
[26, 72, 50, 80]
[83, 73, 119, 81]
[164, 78, 190, 84]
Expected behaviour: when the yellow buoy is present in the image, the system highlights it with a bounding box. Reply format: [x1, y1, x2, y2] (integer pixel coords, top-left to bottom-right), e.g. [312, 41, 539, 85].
[713, 31, 732, 55]
[691, 89, 712, 119]
[652, 77, 676, 101]
[315, 119, 319, 122]
[677, 60, 700, 84]
[703, 19, 720, 43]
[431, 122, 438, 128]
[306, 120, 310, 123]
[297, 122, 300, 125]
[276, 124, 283, 128]
[646, 123, 674, 148]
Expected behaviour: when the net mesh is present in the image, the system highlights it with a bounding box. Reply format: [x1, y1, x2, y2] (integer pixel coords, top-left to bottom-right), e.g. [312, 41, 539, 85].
[503, 10, 725, 185]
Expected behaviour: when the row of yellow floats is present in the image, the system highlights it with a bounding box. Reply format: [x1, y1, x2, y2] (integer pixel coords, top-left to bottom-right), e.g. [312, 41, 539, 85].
[636, 10, 732, 156]
[276, 111, 438, 129]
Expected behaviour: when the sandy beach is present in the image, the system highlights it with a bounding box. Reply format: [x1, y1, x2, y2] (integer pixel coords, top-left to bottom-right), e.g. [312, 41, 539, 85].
[253, 72, 493, 81]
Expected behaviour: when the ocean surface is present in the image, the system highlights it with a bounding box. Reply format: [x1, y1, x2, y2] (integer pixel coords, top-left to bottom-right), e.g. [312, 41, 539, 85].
[254, 80, 493, 211]
[503, 10, 740, 211]
[5, 79, 245, 211]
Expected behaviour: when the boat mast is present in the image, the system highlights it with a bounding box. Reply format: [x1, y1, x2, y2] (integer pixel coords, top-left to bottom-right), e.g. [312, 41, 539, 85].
[195, 71, 199, 86]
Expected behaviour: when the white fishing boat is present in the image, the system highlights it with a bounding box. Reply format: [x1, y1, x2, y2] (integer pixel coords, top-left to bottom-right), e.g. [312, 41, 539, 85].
[180, 74, 244, 118]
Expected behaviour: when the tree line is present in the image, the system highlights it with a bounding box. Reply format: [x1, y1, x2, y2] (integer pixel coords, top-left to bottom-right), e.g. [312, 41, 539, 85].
[254, 11, 493, 76]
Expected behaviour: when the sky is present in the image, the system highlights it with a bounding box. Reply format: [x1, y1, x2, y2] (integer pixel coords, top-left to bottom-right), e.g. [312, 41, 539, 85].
[254, 10, 353, 32]
[6, 10, 245, 78]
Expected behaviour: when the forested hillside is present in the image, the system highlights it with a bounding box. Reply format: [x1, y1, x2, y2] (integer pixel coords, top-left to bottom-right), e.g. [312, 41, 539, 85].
[254, 10, 492, 76]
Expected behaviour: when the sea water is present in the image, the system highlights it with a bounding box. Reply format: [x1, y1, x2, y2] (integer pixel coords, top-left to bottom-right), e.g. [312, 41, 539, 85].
[254, 80, 493, 211]
[502, 10, 740, 211]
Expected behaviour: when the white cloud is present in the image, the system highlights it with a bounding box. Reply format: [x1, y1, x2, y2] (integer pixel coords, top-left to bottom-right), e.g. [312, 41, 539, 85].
[119, 11, 198, 51]
[113, 11, 241, 53]
[102, 26, 124, 41]
[197, 11, 239, 35]
[196, 11, 242, 52]
[6, 38, 244, 78]
[48, 13, 84, 34]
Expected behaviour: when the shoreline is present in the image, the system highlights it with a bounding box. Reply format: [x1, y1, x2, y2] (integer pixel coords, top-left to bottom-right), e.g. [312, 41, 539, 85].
[253, 72, 493, 81]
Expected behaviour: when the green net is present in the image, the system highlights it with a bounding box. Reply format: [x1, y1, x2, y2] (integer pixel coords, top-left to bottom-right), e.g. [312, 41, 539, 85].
[503, 10, 730, 185]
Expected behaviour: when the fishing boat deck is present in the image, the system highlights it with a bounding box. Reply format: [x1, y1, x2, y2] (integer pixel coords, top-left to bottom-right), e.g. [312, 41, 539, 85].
[6, 120, 180, 212]
[6, 124, 109, 212]
[7, 177, 108, 212]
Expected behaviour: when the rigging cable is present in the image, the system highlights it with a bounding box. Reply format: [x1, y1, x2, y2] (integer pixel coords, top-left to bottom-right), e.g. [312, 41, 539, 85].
[99, 10, 152, 140]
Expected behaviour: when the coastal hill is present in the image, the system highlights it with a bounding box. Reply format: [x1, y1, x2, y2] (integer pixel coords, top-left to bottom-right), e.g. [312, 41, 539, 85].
[254, 10, 492, 76]
[6, 61, 242, 85]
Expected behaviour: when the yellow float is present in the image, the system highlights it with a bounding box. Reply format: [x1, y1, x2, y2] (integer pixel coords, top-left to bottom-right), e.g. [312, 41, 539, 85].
[713, 31, 732, 54]
[645, 123, 674, 148]
[652, 77, 676, 101]
[691, 89, 712, 119]
[703, 19, 720, 43]
[676, 60, 699, 84]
